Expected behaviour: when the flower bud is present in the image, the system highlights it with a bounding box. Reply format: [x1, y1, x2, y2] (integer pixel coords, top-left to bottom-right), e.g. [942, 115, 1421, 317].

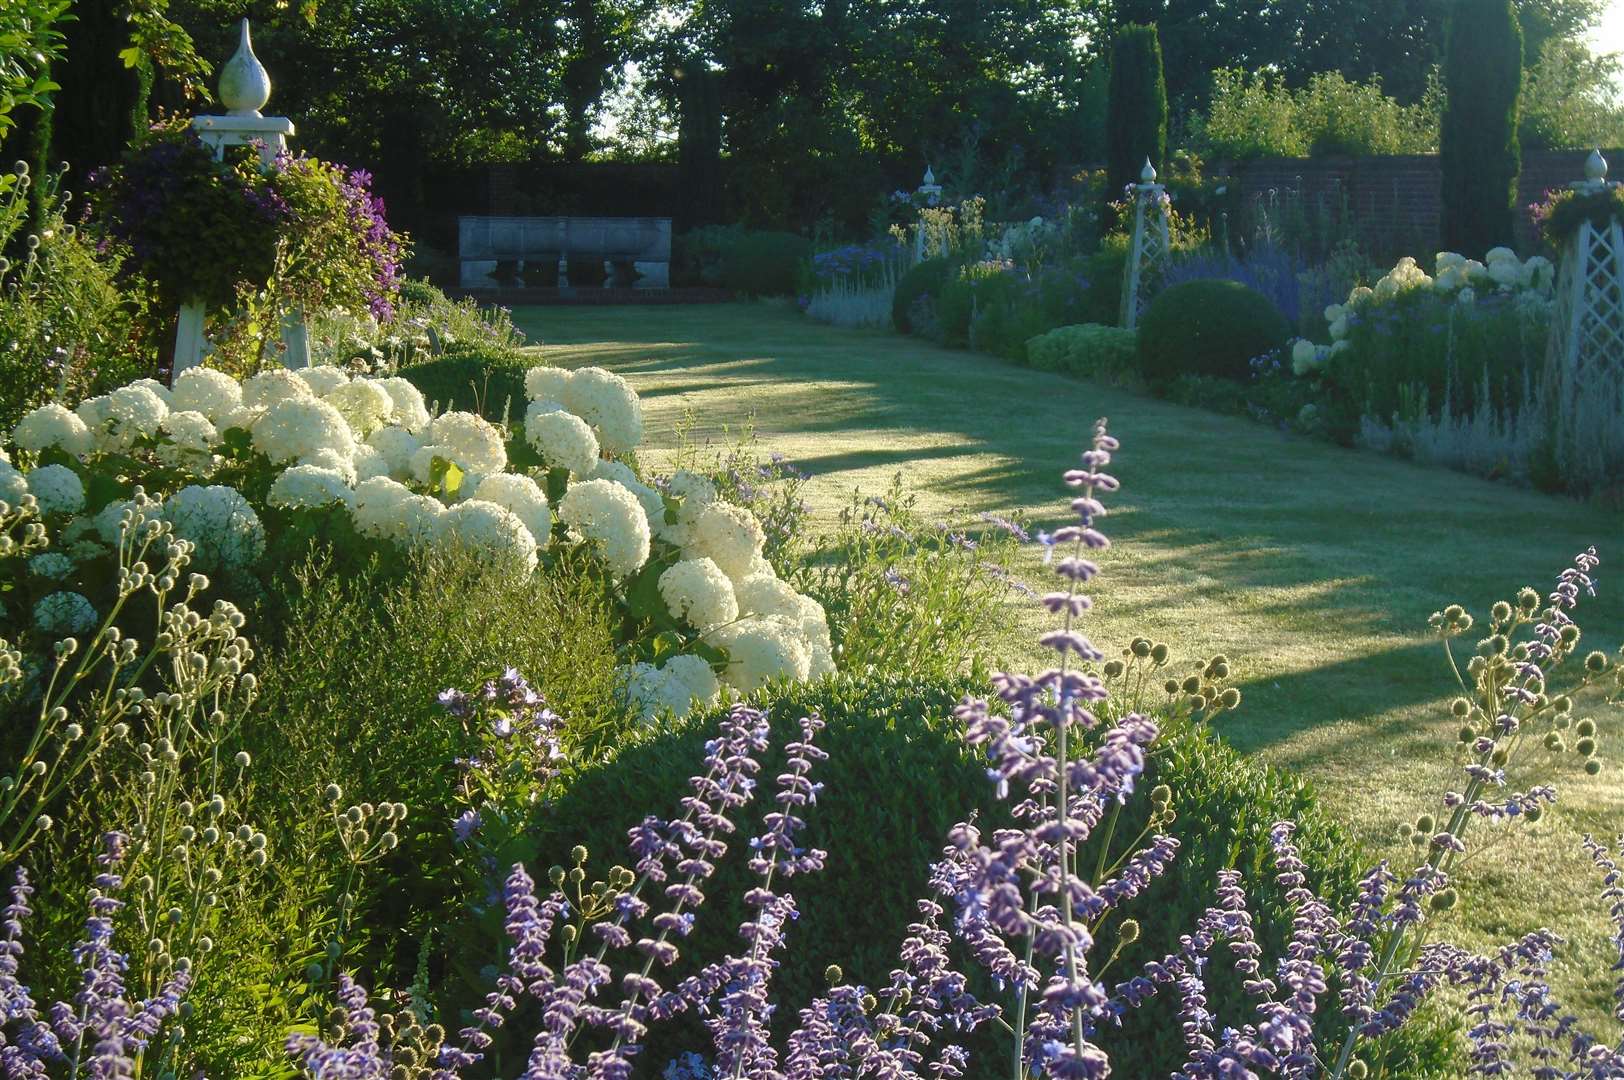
[1118, 918, 1141, 944]
[568, 866, 586, 884]
[1577, 737, 1597, 758]
[1585, 650, 1609, 674]
[1180, 675, 1200, 695]
[1103, 660, 1126, 679]
[1151, 785, 1172, 807]
[1163, 679, 1180, 695]
[1130, 638, 1152, 658]
[1348, 1062, 1368, 1079]
[1457, 725, 1475, 744]
[571, 845, 589, 865]
[1150, 643, 1170, 665]
[561, 924, 578, 944]
[1577, 718, 1597, 738]
[1545, 733, 1566, 752]
[1585, 757, 1603, 776]
[324, 783, 343, 803]
[1219, 687, 1241, 709]
[1450, 698, 1472, 718]
[1430, 888, 1458, 911]
[1490, 601, 1512, 624]
[1559, 624, 1580, 646]
[549, 866, 566, 887]
[824, 964, 844, 984]
[1491, 748, 1508, 767]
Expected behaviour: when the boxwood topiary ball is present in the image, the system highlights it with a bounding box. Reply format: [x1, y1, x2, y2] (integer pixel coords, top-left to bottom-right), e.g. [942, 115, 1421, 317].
[1137, 278, 1292, 387]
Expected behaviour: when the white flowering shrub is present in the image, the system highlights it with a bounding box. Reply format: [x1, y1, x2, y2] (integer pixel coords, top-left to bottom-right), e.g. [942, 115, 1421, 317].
[3, 360, 839, 726]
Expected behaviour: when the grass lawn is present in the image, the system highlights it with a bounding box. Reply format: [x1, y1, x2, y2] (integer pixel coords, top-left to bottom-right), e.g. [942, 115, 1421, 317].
[512, 300, 1624, 1030]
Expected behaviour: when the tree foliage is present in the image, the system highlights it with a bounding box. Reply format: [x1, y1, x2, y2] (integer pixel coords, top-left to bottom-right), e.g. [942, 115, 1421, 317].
[1440, 0, 1523, 254]
[1107, 23, 1167, 197]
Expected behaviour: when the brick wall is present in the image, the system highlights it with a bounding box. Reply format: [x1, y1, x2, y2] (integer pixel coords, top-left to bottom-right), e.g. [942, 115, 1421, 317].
[1214, 148, 1621, 257]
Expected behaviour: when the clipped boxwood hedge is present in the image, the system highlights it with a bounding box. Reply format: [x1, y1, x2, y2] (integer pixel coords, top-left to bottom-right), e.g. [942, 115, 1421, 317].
[1027, 323, 1139, 379]
[401, 348, 530, 421]
[499, 673, 1458, 1075]
[891, 256, 953, 334]
[1137, 278, 1292, 386]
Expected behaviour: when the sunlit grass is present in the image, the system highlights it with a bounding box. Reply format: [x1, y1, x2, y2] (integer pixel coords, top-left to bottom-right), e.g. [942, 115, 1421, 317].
[514, 300, 1624, 1035]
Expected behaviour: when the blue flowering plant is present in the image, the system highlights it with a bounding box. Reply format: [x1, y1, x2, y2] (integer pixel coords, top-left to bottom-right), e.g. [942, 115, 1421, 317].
[439, 668, 567, 888]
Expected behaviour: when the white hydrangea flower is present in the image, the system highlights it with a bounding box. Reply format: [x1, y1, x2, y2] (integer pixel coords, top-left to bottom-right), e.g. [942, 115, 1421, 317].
[471, 473, 551, 544]
[325, 379, 395, 436]
[34, 591, 97, 636]
[1458, 286, 1477, 307]
[398, 494, 448, 546]
[557, 478, 650, 579]
[1347, 285, 1373, 306]
[618, 662, 696, 723]
[377, 377, 431, 433]
[439, 499, 539, 573]
[27, 464, 85, 515]
[366, 426, 421, 480]
[1434, 251, 1465, 273]
[524, 405, 599, 475]
[563, 367, 643, 454]
[13, 403, 92, 458]
[352, 443, 390, 482]
[252, 398, 357, 464]
[159, 410, 221, 463]
[128, 378, 173, 406]
[268, 464, 354, 510]
[171, 367, 243, 421]
[684, 501, 765, 581]
[28, 552, 73, 580]
[83, 385, 168, 453]
[219, 405, 265, 433]
[658, 557, 739, 630]
[1487, 259, 1521, 289]
[524, 365, 573, 404]
[0, 464, 25, 507]
[1484, 246, 1517, 265]
[593, 460, 669, 537]
[428, 411, 508, 476]
[294, 365, 351, 396]
[707, 617, 811, 693]
[734, 572, 803, 621]
[350, 476, 414, 538]
[94, 498, 144, 547]
[409, 444, 459, 485]
[663, 653, 721, 709]
[1523, 255, 1554, 293]
[297, 447, 359, 486]
[242, 368, 317, 410]
[1328, 314, 1349, 341]
[163, 485, 265, 571]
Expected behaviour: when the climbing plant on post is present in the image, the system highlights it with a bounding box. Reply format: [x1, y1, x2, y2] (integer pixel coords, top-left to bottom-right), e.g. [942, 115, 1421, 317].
[1439, 0, 1522, 254]
[1106, 23, 1167, 203]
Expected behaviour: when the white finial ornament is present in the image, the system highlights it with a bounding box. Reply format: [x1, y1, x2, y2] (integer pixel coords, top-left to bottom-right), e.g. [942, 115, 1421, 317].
[1140, 158, 1157, 184]
[923, 165, 935, 186]
[219, 19, 272, 117]
[1585, 148, 1608, 184]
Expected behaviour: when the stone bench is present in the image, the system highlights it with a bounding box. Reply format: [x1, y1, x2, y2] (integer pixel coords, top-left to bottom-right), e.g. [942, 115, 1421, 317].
[458, 215, 672, 290]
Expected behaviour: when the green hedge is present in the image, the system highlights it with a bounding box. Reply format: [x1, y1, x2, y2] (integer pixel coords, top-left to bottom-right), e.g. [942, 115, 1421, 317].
[503, 673, 1457, 1074]
[401, 348, 529, 421]
[892, 256, 953, 334]
[1138, 278, 1292, 386]
[1026, 323, 1139, 380]
[722, 230, 813, 297]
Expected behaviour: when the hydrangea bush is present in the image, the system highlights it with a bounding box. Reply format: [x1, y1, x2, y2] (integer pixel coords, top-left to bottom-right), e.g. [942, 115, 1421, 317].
[3, 359, 835, 724]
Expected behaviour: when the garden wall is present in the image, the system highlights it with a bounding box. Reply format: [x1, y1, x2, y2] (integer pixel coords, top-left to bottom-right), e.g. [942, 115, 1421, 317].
[1213, 147, 1622, 255]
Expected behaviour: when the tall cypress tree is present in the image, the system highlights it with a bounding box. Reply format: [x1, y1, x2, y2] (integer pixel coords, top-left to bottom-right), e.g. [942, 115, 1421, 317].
[1106, 23, 1167, 198]
[1439, 0, 1523, 254]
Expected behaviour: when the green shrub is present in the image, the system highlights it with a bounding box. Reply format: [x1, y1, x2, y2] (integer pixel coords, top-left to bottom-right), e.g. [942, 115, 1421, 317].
[1194, 69, 1439, 160]
[1440, 0, 1523, 253]
[722, 229, 813, 297]
[891, 256, 953, 334]
[1106, 24, 1168, 197]
[515, 676, 1457, 1074]
[1137, 278, 1291, 386]
[671, 224, 746, 288]
[1078, 239, 1128, 325]
[401, 347, 529, 420]
[1026, 323, 1139, 380]
[242, 547, 623, 988]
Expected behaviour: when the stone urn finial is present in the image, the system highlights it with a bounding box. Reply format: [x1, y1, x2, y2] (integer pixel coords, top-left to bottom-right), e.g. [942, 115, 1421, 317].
[1585, 148, 1608, 184]
[219, 19, 272, 116]
[923, 165, 935, 186]
[1140, 158, 1157, 184]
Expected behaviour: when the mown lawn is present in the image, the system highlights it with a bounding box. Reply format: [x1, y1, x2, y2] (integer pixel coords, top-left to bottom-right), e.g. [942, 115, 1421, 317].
[513, 300, 1624, 1030]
